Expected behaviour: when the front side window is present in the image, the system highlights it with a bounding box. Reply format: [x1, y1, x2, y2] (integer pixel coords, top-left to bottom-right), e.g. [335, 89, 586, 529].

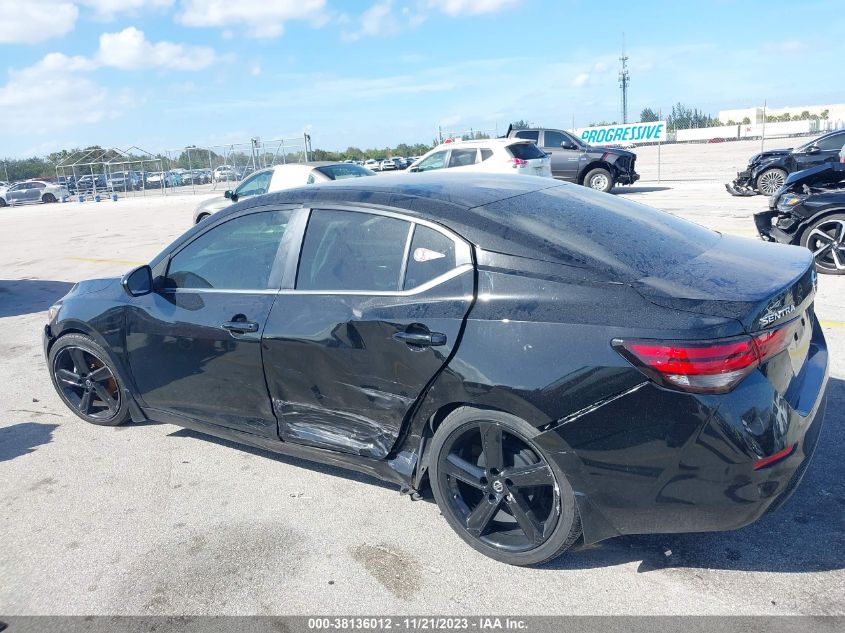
[297, 210, 410, 291]
[480, 148, 493, 161]
[404, 225, 457, 290]
[448, 149, 478, 168]
[815, 132, 845, 151]
[415, 151, 448, 172]
[235, 170, 273, 198]
[166, 210, 292, 290]
[543, 130, 569, 148]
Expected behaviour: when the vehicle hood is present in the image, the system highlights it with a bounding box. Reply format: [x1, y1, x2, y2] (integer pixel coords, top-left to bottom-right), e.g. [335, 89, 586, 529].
[782, 162, 845, 190]
[194, 196, 231, 217]
[585, 146, 635, 158]
[67, 277, 120, 298]
[630, 235, 814, 333]
[749, 148, 792, 165]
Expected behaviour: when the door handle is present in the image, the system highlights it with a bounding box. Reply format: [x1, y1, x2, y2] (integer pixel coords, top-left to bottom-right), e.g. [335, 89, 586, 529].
[222, 320, 259, 333]
[393, 331, 447, 347]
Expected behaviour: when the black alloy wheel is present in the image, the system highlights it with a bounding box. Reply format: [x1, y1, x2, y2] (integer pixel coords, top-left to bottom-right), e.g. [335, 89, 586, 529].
[802, 213, 845, 275]
[430, 408, 581, 565]
[42, 193, 56, 203]
[49, 334, 129, 425]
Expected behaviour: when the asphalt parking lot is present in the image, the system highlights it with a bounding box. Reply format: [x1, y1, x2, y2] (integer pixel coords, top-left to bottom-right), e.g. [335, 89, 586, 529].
[1, 159, 843, 615]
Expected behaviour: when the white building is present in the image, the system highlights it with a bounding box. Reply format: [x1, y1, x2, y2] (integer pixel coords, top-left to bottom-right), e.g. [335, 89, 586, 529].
[718, 103, 845, 125]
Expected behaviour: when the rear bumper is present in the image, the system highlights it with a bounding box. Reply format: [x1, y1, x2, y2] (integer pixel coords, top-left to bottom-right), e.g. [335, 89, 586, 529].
[536, 320, 829, 544]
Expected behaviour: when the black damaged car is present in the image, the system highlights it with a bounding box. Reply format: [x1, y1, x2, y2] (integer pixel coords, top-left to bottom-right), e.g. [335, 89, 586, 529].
[755, 163, 845, 274]
[44, 173, 828, 565]
[727, 128, 845, 196]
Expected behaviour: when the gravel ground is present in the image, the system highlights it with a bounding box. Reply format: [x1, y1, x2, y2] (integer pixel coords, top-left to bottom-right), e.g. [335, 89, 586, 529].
[1, 159, 843, 616]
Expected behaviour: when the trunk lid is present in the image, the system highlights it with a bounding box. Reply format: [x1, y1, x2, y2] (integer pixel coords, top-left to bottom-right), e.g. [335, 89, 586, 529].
[630, 235, 816, 334]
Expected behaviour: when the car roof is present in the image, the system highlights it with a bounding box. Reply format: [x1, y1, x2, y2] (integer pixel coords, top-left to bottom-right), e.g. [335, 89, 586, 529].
[435, 138, 530, 150]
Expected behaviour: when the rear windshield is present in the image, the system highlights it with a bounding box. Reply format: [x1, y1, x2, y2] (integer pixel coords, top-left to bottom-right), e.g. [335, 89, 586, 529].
[508, 143, 546, 160]
[474, 185, 721, 279]
[315, 164, 377, 180]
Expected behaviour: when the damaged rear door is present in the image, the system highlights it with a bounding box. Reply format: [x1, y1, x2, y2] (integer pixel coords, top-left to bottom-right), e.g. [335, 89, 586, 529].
[262, 207, 474, 459]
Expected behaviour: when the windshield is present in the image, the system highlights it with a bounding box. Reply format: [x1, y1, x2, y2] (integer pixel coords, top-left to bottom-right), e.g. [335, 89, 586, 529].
[316, 164, 376, 180]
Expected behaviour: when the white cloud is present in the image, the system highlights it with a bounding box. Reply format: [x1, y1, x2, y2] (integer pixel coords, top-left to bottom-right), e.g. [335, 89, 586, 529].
[96, 27, 216, 70]
[422, 0, 519, 16]
[0, 53, 112, 136]
[343, 0, 400, 41]
[0, 1, 78, 44]
[79, 0, 174, 19]
[177, 0, 328, 38]
[571, 72, 590, 88]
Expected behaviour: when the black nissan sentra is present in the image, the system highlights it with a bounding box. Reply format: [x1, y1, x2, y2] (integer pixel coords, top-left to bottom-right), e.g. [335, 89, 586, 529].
[44, 173, 828, 565]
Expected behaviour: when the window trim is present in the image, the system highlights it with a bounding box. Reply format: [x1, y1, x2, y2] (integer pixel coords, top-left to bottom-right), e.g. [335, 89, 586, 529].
[291, 205, 473, 296]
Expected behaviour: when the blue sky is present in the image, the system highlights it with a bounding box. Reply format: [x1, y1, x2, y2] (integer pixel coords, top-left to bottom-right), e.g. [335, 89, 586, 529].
[1, 0, 842, 158]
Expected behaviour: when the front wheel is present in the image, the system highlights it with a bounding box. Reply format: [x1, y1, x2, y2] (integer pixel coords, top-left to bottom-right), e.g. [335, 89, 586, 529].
[756, 168, 787, 196]
[429, 407, 581, 566]
[801, 213, 845, 275]
[48, 334, 130, 426]
[583, 167, 614, 193]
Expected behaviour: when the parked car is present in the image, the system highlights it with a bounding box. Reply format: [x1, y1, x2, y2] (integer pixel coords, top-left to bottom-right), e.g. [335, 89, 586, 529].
[363, 159, 380, 171]
[181, 169, 211, 185]
[727, 129, 845, 197]
[57, 176, 77, 194]
[145, 172, 179, 188]
[75, 174, 108, 194]
[505, 125, 639, 192]
[409, 138, 551, 178]
[379, 159, 397, 171]
[108, 171, 142, 191]
[193, 161, 376, 223]
[754, 163, 845, 274]
[43, 172, 828, 566]
[392, 157, 408, 170]
[213, 165, 238, 182]
[0, 180, 69, 206]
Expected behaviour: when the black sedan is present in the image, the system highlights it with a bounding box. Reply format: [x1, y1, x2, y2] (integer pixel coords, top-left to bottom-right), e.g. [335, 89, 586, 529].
[755, 163, 845, 274]
[44, 173, 828, 565]
[727, 128, 845, 196]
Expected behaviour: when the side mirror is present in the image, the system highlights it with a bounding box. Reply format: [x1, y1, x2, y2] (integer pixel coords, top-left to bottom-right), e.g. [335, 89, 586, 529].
[121, 265, 153, 297]
[561, 141, 577, 150]
[806, 146, 820, 154]
[224, 189, 233, 199]
[409, 166, 420, 173]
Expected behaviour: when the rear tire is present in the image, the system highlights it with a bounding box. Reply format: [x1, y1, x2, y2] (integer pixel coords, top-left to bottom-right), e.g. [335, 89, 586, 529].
[583, 167, 614, 193]
[429, 407, 581, 566]
[42, 193, 56, 203]
[800, 213, 845, 275]
[48, 334, 131, 426]
[756, 168, 787, 196]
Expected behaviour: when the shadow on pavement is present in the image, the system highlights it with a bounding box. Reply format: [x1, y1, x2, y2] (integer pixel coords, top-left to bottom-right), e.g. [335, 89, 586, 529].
[0, 280, 74, 318]
[0, 422, 59, 462]
[544, 376, 845, 574]
[615, 185, 672, 194]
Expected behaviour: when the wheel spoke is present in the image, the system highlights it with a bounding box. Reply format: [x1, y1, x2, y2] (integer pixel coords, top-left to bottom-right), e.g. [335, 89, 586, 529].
[466, 496, 501, 537]
[479, 422, 504, 471]
[92, 383, 118, 414]
[835, 222, 845, 243]
[504, 462, 554, 489]
[77, 389, 92, 414]
[56, 368, 82, 385]
[443, 453, 486, 489]
[832, 248, 844, 271]
[505, 492, 544, 544]
[68, 348, 89, 375]
[87, 366, 112, 382]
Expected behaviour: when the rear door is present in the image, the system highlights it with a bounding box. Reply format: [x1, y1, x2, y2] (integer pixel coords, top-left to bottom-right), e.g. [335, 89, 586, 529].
[263, 207, 474, 458]
[125, 208, 298, 436]
[540, 130, 580, 181]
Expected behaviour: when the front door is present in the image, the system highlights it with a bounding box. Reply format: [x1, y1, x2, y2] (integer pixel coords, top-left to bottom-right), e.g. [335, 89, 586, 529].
[541, 130, 581, 181]
[125, 209, 294, 436]
[793, 131, 845, 171]
[262, 208, 474, 459]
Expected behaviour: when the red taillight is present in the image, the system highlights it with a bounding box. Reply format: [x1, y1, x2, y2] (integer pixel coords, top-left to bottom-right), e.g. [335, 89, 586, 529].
[753, 443, 797, 470]
[509, 158, 528, 167]
[613, 320, 798, 394]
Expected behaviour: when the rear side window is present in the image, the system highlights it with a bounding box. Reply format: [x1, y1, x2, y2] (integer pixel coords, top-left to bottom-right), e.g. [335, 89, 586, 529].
[297, 210, 411, 291]
[404, 225, 457, 290]
[480, 148, 493, 161]
[508, 143, 546, 160]
[514, 130, 539, 142]
[448, 149, 478, 168]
